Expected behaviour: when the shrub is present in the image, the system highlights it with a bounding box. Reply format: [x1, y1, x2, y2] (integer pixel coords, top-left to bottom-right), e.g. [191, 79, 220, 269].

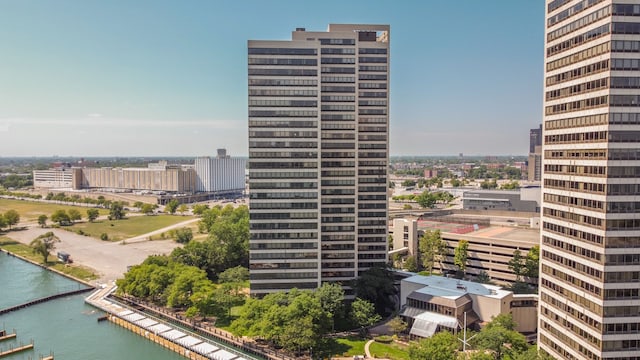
[374, 335, 393, 343]
[100, 233, 109, 241]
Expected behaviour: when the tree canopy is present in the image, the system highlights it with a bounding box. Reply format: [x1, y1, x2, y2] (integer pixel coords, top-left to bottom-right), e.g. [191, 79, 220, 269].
[30, 231, 60, 263]
[3, 209, 20, 229]
[418, 230, 448, 274]
[230, 285, 339, 354]
[352, 265, 397, 316]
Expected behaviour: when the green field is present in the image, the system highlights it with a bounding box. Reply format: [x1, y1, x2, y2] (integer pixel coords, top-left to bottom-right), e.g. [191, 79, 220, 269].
[333, 337, 367, 356]
[370, 341, 410, 360]
[70, 215, 193, 241]
[0, 237, 98, 281]
[0, 198, 109, 222]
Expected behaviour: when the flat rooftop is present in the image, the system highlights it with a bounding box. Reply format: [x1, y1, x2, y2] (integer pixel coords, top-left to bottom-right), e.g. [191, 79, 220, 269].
[404, 274, 509, 299]
[415, 220, 539, 245]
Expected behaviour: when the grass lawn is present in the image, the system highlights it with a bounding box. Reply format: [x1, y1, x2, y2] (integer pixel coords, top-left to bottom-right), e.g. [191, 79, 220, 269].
[148, 219, 206, 241]
[333, 336, 367, 356]
[0, 237, 98, 282]
[370, 341, 410, 360]
[0, 198, 109, 222]
[70, 215, 193, 241]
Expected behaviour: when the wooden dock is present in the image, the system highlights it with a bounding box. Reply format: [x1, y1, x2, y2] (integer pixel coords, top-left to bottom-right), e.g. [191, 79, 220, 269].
[0, 287, 93, 316]
[0, 343, 33, 357]
[0, 333, 16, 342]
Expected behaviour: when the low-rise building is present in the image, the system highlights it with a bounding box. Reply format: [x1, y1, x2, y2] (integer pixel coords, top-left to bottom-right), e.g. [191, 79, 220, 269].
[391, 217, 539, 285]
[462, 187, 540, 213]
[400, 275, 537, 338]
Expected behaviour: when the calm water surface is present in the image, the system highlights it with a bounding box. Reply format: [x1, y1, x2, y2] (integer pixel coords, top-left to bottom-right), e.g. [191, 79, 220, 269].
[0, 252, 183, 360]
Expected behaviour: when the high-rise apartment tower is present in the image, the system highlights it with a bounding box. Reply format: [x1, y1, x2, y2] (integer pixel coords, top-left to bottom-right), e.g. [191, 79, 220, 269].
[247, 24, 390, 296]
[541, 1, 640, 359]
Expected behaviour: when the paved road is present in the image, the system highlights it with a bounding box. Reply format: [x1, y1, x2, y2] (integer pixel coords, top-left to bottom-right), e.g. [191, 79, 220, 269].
[6, 224, 184, 284]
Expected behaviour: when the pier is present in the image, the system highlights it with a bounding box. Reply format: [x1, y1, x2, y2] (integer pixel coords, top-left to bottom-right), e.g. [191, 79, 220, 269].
[0, 342, 33, 358]
[0, 333, 16, 342]
[86, 286, 269, 360]
[0, 287, 93, 316]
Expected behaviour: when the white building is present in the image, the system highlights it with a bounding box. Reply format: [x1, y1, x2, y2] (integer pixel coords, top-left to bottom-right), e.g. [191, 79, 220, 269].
[194, 151, 246, 194]
[541, 2, 640, 359]
[248, 24, 390, 296]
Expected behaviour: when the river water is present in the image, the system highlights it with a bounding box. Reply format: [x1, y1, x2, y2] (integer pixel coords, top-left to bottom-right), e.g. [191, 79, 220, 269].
[0, 252, 182, 360]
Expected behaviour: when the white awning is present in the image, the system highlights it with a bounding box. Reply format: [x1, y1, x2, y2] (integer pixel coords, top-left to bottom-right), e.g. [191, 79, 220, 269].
[211, 349, 237, 360]
[409, 311, 458, 338]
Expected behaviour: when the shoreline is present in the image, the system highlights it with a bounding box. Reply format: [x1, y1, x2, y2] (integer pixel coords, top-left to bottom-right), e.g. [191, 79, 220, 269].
[0, 248, 96, 289]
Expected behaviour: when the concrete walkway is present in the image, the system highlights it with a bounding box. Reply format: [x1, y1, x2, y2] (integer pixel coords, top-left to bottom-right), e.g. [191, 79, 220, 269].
[364, 339, 374, 358]
[122, 217, 200, 244]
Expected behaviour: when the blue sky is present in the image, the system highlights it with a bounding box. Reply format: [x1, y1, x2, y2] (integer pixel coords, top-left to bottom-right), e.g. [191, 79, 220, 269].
[0, 1, 544, 157]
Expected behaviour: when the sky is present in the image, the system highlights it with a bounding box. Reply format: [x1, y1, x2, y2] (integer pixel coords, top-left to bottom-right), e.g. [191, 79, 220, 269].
[0, 1, 544, 157]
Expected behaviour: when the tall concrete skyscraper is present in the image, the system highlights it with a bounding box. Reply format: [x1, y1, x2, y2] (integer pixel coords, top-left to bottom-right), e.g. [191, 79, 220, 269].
[247, 24, 390, 296]
[541, 2, 640, 359]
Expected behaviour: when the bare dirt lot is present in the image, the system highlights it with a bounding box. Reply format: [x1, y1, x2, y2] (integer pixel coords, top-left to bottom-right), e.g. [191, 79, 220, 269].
[7, 227, 181, 284]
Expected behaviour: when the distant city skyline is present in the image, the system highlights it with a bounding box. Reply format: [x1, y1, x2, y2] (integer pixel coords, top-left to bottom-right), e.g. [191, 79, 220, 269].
[0, 1, 543, 157]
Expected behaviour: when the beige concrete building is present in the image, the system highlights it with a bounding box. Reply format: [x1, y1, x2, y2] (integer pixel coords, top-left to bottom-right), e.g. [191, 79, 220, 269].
[33, 161, 197, 193]
[248, 24, 390, 296]
[541, 1, 640, 359]
[391, 219, 539, 285]
[400, 275, 537, 338]
[32, 168, 74, 188]
[79, 162, 196, 192]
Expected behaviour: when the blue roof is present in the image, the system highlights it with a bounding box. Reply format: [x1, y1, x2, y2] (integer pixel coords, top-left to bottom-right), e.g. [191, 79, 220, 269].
[404, 275, 503, 297]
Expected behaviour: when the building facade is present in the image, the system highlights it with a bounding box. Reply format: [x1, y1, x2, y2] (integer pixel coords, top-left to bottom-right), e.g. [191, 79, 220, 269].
[248, 24, 390, 295]
[80, 163, 196, 193]
[529, 124, 543, 182]
[194, 152, 246, 194]
[541, 1, 640, 359]
[462, 188, 540, 213]
[399, 275, 538, 338]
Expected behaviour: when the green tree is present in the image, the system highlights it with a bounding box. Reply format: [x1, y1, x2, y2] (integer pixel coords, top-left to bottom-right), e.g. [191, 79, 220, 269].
[454, 240, 469, 272]
[173, 227, 193, 244]
[419, 230, 448, 273]
[68, 209, 81, 223]
[166, 266, 209, 308]
[480, 180, 498, 189]
[218, 266, 249, 300]
[177, 204, 188, 215]
[192, 204, 209, 216]
[353, 266, 397, 315]
[0, 215, 7, 231]
[508, 249, 525, 281]
[230, 289, 331, 353]
[133, 201, 144, 208]
[404, 255, 419, 272]
[315, 282, 345, 330]
[415, 190, 437, 208]
[388, 316, 407, 336]
[408, 330, 458, 360]
[500, 180, 520, 190]
[471, 322, 529, 359]
[165, 199, 179, 214]
[86, 208, 99, 222]
[51, 209, 70, 225]
[524, 245, 540, 279]
[109, 202, 126, 220]
[140, 203, 155, 215]
[37, 214, 48, 228]
[3, 209, 20, 229]
[475, 271, 491, 284]
[30, 231, 60, 263]
[350, 298, 381, 332]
